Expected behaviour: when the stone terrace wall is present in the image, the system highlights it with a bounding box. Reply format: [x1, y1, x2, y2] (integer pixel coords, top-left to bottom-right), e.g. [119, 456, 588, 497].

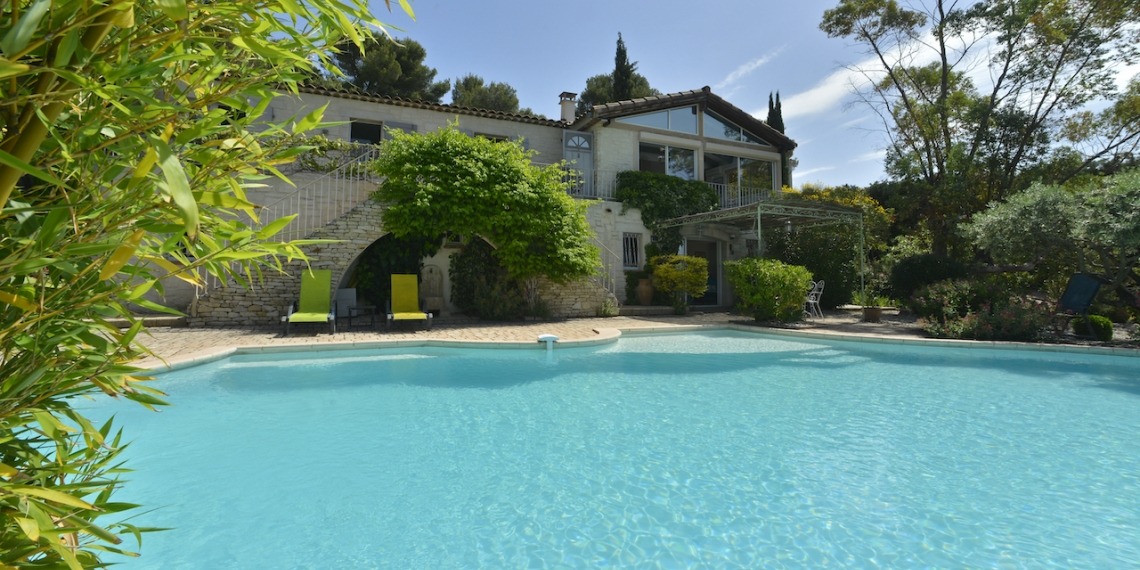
[538, 276, 618, 318]
[188, 199, 617, 326]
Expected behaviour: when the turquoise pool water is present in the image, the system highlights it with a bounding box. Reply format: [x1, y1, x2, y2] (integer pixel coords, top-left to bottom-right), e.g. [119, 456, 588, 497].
[92, 330, 1140, 568]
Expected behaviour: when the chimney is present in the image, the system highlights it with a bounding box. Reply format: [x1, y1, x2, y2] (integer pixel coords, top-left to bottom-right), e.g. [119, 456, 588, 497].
[559, 92, 577, 123]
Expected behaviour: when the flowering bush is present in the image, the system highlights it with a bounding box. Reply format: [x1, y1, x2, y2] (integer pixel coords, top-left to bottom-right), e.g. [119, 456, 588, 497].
[914, 277, 1052, 341]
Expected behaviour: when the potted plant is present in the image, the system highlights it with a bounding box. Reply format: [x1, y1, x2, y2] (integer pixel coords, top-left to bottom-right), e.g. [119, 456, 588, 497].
[852, 290, 892, 323]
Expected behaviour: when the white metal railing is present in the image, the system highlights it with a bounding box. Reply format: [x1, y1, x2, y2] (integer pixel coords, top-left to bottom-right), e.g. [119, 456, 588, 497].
[592, 235, 623, 303]
[563, 167, 776, 210]
[193, 145, 382, 307]
[256, 144, 383, 243]
[565, 168, 620, 200]
[705, 182, 775, 209]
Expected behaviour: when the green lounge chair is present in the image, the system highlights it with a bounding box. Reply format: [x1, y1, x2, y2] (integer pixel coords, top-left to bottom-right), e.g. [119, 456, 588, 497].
[387, 274, 432, 330]
[285, 269, 336, 335]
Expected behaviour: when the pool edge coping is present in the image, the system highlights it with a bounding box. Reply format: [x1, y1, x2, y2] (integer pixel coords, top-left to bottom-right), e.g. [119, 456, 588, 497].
[144, 323, 1138, 372]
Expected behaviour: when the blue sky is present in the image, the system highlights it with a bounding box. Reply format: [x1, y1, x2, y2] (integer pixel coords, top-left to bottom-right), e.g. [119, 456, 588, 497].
[376, 1, 893, 188]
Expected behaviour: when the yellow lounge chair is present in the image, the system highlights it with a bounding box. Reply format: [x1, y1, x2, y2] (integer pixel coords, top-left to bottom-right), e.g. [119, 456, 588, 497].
[285, 269, 336, 335]
[387, 273, 432, 330]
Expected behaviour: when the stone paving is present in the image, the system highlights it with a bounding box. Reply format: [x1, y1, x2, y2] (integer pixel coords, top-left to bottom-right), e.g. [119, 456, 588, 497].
[135, 309, 931, 370]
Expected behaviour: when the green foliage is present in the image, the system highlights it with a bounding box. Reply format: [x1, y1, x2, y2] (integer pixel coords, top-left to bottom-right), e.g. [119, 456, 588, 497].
[889, 253, 969, 304]
[372, 124, 598, 287]
[725, 258, 813, 322]
[651, 255, 709, 312]
[451, 74, 526, 114]
[1072, 314, 1115, 341]
[352, 234, 440, 308]
[624, 269, 651, 305]
[821, 0, 1140, 256]
[330, 36, 450, 102]
[911, 277, 1053, 341]
[965, 169, 1140, 309]
[449, 238, 526, 320]
[615, 170, 717, 253]
[766, 92, 785, 134]
[612, 33, 636, 101]
[0, 0, 397, 565]
[764, 185, 892, 309]
[576, 72, 660, 115]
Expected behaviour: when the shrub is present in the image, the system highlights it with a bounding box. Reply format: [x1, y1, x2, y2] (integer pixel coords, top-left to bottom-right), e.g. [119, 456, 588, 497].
[651, 255, 709, 313]
[913, 277, 1052, 341]
[726, 258, 813, 322]
[889, 253, 968, 303]
[615, 170, 717, 253]
[451, 239, 526, 320]
[922, 298, 1053, 341]
[1072, 314, 1114, 341]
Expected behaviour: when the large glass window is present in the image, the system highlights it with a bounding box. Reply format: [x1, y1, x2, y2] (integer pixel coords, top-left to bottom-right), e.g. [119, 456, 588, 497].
[641, 143, 695, 180]
[704, 153, 776, 199]
[704, 112, 741, 142]
[617, 106, 697, 134]
[740, 158, 774, 191]
[704, 111, 769, 146]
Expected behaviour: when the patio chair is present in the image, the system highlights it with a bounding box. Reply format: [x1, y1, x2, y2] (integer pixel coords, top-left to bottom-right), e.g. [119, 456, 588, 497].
[1056, 273, 1102, 336]
[387, 274, 433, 330]
[804, 279, 824, 319]
[285, 269, 335, 335]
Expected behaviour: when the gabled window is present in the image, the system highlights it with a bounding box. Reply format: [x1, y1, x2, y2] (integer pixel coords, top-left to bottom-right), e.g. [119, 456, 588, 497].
[616, 106, 698, 134]
[705, 111, 772, 147]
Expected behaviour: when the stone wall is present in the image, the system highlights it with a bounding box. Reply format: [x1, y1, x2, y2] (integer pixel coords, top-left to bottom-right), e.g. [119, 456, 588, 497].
[187, 198, 618, 326]
[538, 277, 618, 318]
[187, 201, 387, 327]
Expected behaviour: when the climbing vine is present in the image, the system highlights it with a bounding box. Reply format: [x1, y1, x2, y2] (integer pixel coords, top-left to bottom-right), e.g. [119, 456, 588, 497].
[614, 170, 717, 253]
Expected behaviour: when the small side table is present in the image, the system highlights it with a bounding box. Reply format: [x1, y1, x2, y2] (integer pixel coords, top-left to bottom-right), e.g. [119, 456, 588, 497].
[347, 305, 377, 328]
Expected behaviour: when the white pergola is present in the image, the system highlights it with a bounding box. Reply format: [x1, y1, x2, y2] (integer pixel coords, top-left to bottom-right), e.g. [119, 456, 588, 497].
[660, 198, 867, 298]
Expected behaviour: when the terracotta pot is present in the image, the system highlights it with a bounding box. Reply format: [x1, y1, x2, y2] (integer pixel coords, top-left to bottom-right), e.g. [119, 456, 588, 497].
[862, 306, 884, 323]
[636, 278, 654, 305]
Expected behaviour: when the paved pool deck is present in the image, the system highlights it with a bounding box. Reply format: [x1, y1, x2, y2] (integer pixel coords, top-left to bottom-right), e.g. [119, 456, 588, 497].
[134, 309, 1138, 371]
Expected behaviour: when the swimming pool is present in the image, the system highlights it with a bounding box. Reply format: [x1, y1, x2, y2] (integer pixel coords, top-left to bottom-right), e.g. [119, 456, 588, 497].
[93, 330, 1140, 568]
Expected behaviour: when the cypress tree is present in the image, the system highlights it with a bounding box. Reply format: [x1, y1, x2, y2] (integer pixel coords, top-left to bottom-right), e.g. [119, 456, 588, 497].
[767, 91, 785, 134]
[612, 33, 636, 101]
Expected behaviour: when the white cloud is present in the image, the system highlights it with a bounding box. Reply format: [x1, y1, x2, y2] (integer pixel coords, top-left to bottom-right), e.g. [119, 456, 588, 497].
[772, 61, 882, 120]
[795, 166, 837, 178]
[849, 149, 886, 163]
[715, 48, 784, 92]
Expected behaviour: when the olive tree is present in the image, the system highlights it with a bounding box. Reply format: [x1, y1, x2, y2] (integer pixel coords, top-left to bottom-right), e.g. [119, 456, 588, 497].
[964, 169, 1140, 305]
[0, 0, 401, 566]
[371, 125, 598, 308]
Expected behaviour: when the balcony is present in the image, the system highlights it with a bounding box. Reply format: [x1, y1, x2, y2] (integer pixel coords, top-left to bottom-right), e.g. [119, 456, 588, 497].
[562, 168, 777, 210]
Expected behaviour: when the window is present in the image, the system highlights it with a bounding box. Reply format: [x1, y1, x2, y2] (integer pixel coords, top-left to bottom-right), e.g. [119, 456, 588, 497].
[639, 143, 695, 180]
[705, 111, 770, 147]
[616, 106, 698, 134]
[474, 132, 509, 142]
[746, 239, 760, 258]
[704, 153, 776, 192]
[349, 121, 417, 145]
[623, 233, 642, 268]
[349, 121, 383, 145]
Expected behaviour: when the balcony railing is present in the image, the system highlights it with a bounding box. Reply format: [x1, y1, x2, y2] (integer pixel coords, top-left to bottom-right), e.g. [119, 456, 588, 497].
[562, 168, 776, 210]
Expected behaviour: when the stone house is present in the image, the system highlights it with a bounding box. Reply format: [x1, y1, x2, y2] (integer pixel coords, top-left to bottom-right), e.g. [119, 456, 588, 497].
[186, 85, 805, 327]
